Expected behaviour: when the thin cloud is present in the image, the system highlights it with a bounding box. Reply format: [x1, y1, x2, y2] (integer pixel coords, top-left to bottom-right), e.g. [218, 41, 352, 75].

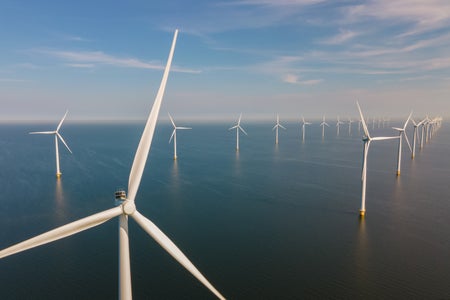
[35, 49, 200, 73]
[345, 0, 450, 36]
[319, 29, 359, 45]
[283, 73, 322, 85]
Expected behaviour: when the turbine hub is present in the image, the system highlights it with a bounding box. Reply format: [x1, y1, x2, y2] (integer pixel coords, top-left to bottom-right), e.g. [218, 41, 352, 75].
[122, 200, 136, 215]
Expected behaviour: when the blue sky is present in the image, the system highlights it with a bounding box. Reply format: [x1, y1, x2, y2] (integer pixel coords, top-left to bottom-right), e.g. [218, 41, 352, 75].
[1, 0, 450, 122]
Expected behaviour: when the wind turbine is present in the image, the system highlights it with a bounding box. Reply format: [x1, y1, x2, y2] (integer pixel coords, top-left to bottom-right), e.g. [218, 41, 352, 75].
[357, 102, 399, 217]
[411, 118, 425, 159]
[301, 115, 312, 142]
[168, 113, 191, 160]
[272, 114, 286, 144]
[348, 117, 354, 135]
[392, 112, 412, 176]
[29, 110, 72, 178]
[0, 30, 225, 300]
[336, 116, 344, 136]
[228, 113, 247, 151]
[320, 115, 329, 138]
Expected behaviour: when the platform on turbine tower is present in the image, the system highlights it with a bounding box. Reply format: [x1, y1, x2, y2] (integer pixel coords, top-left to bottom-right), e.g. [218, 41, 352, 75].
[115, 189, 126, 200]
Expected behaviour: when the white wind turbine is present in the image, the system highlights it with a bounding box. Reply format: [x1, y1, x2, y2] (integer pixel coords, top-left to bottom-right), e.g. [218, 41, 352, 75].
[228, 113, 247, 151]
[29, 110, 72, 178]
[336, 116, 344, 136]
[0, 30, 225, 300]
[348, 117, 354, 135]
[301, 115, 312, 142]
[411, 117, 426, 159]
[320, 115, 329, 138]
[392, 112, 412, 176]
[168, 113, 191, 160]
[272, 114, 286, 144]
[357, 102, 399, 217]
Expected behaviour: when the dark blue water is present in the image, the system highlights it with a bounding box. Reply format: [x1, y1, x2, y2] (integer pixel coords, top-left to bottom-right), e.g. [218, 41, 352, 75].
[0, 121, 449, 299]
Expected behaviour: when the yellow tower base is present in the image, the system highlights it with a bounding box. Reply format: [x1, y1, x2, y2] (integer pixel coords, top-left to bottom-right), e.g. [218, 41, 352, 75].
[359, 210, 365, 217]
[56, 173, 61, 179]
[396, 171, 401, 176]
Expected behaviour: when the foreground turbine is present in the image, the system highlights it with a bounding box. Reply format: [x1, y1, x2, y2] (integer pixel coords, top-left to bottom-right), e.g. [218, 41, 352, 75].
[357, 102, 399, 217]
[0, 30, 225, 300]
[272, 114, 286, 144]
[229, 113, 247, 150]
[29, 110, 72, 178]
[168, 113, 191, 160]
[392, 112, 412, 176]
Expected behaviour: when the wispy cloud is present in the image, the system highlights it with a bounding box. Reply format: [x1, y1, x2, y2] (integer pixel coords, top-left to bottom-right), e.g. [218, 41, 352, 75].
[35, 49, 200, 73]
[344, 0, 450, 36]
[283, 74, 322, 85]
[319, 29, 359, 45]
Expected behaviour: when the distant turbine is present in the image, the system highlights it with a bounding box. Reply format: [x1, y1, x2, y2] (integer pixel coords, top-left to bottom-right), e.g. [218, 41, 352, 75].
[393, 112, 412, 176]
[320, 115, 329, 138]
[336, 116, 344, 136]
[272, 114, 286, 144]
[229, 113, 247, 151]
[357, 102, 399, 217]
[0, 30, 225, 300]
[29, 110, 72, 178]
[168, 113, 191, 160]
[348, 118, 354, 135]
[301, 115, 312, 142]
[411, 118, 425, 159]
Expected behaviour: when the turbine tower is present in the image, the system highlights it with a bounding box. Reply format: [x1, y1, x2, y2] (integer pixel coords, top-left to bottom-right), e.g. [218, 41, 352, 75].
[29, 110, 72, 178]
[168, 113, 191, 160]
[301, 116, 312, 142]
[336, 116, 344, 136]
[392, 112, 412, 176]
[320, 115, 329, 138]
[0, 30, 225, 300]
[272, 114, 286, 144]
[357, 102, 399, 217]
[228, 113, 247, 151]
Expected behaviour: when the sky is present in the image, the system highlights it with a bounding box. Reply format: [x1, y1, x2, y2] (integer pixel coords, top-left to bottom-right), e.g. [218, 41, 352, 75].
[1, 0, 450, 122]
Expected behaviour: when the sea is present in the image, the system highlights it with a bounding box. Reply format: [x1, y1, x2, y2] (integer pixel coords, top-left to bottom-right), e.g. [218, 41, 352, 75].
[0, 120, 449, 299]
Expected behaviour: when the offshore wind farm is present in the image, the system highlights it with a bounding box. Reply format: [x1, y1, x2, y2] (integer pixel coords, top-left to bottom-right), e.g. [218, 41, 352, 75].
[1, 1, 450, 299]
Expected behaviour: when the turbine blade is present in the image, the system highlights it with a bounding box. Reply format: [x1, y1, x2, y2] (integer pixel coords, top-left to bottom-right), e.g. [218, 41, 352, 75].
[301, 115, 305, 123]
[169, 129, 176, 143]
[239, 126, 248, 136]
[404, 132, 412, 152]
[356, 101, 370, 139]
[131, 211, 225, 300]
[272, 125, 277, 131]
[238, 113, 242, 125]
[176, 127, 191, 130]
[392, 127, 403, 131]
[371, 136, 400, 141]
[57, 133, 72, 154]
[168, 113, 176, 128]
[403, 111, 413, 129]
[0, 206, 122, 259]
[228, 125, 238, 130]
[128, 30, 178, 203]
[29, 131, 55, 135]
[56, 110, 69, 132]
[279, 124, 286, 130]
